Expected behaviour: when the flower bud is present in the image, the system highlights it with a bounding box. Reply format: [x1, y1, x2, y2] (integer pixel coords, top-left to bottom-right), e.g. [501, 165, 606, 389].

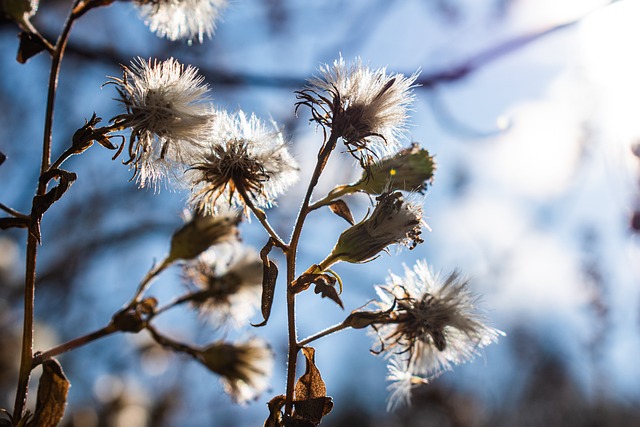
[322, 192, 423, 268]
[168, 209, 240, 262]
[2, 0, 37, 26]
[352, 143, 435, 195]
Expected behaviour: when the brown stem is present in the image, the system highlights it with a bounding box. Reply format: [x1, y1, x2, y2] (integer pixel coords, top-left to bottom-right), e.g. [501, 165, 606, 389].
[284, 132, 339, 416]
[32, 323, 118, 367]
[0, 202, 29, 219]
[13, 2, 82, 419]
[297, 321, 349, 347]
[128, 257, 172, 307]
[237, 186, 287, 250]
[146, 324, 200, 359]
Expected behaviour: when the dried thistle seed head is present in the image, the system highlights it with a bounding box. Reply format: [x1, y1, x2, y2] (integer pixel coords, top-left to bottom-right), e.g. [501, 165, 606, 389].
[134, 0, 227, 43]
[197, 338, 274, 404]
[325, 192, 424, 267]
[182, 245, 262, 328]
[352, 143, 435, 195]
[108, 57, 211, 188]
[297, 56, 418, 165]
[168, 208, 240, 262]
[187, 110, 299, 214]
[373, 261, 503, 383]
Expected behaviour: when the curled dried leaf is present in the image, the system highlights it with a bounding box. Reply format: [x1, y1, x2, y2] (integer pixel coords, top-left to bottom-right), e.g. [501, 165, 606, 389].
[264, 395, 286, 427]
[292, 347, 333, 426]
[313, 280, 343, 309]
[253, 238, 278, 327]
[328, 199, 355, 225]
[27, 359, 70, 427]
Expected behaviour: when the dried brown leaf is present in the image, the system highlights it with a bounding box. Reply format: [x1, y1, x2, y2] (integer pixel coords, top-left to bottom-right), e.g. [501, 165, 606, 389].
[328, 200, 355, 225]
[264, 395, 286, 427]
[314, 281, 343, 309]
[28, 359, 70, 427]
[292, 347, 333, 426]
[253, 238, 278, 327]
[17, 32, 48, 64]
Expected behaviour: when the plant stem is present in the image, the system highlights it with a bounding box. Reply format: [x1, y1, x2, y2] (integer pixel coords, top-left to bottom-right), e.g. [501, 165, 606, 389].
[0, 203, 29, 219]
[284, 132, 339, 416]
[128, 257, 172, 307]
[32, 323, 118, 368]
[238, 187, 287, 250]
[298, 322, 349, 347]
[308, 184, 354, 211]
[13, 2, 81, 420]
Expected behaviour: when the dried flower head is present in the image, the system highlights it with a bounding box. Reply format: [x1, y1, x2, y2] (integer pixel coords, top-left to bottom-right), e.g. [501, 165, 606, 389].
[168, 208, 240, 262]
[187, 110, 299, 213]
[135, 0, 227, 43]
[321, 192, 424, 268]
[182, 245, 262, 328]
[373, 261, 503, 382]
[297, 56, 418, 165]
[197, 338, 274, 404]
[108, 57, 210, 188]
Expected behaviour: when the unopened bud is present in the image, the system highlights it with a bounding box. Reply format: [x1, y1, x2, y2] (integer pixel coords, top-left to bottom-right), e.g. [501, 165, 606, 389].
[168, 209, 240, 262]
[322, 192, 424, 267]
[353, 143, 435, 195]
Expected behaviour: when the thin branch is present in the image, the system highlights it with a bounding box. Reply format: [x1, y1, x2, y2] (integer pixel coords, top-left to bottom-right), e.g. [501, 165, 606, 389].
[13, 0, 81, 418]
[52, 16, 589, 91]
[298, 322, 349, 347]
[32, 323, 118, 367]
[0, 202, 29, 219]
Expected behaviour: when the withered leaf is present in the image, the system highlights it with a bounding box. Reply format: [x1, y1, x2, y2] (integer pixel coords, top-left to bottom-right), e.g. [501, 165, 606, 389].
[314, 281, 343, 309]
[328, 200, 355, 225]
[30, 169, 77, 242]
[17, 32, 49, 64]
[295, 347, 325, 400]
[28, 359, 70, 427]
[290, 272, 323, 295]
[253, 238, 278, 327]
[264, 395, 286, 427]
[292, 347, 333, 426]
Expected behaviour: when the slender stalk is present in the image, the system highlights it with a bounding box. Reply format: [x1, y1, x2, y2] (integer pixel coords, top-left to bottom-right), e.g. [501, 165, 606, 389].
[146, 324, 200, 359]
[284, 132, 339, 416]
[128, 257, 172, 306]
[13, 2, 81, 419]
[0, 202, 29, 219]
[298, 322, 349, 347]
[308, 184, 353, 211]
[32, 323, 118, 368]
[237, 186, 287, 249]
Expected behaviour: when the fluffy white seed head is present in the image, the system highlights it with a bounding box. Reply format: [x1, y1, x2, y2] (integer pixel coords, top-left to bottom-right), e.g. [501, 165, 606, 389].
[109, 57, 211, 188]
[373, 261, 503, 385]
[362, 261, 504, 409]
[298, 56, 418, 165]
[135, 0, 227, 43]
[187, 110, 299, 214]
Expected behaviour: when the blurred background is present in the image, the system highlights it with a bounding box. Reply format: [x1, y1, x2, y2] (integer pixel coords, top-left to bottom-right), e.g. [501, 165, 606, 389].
[1, 0, 640, 425]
